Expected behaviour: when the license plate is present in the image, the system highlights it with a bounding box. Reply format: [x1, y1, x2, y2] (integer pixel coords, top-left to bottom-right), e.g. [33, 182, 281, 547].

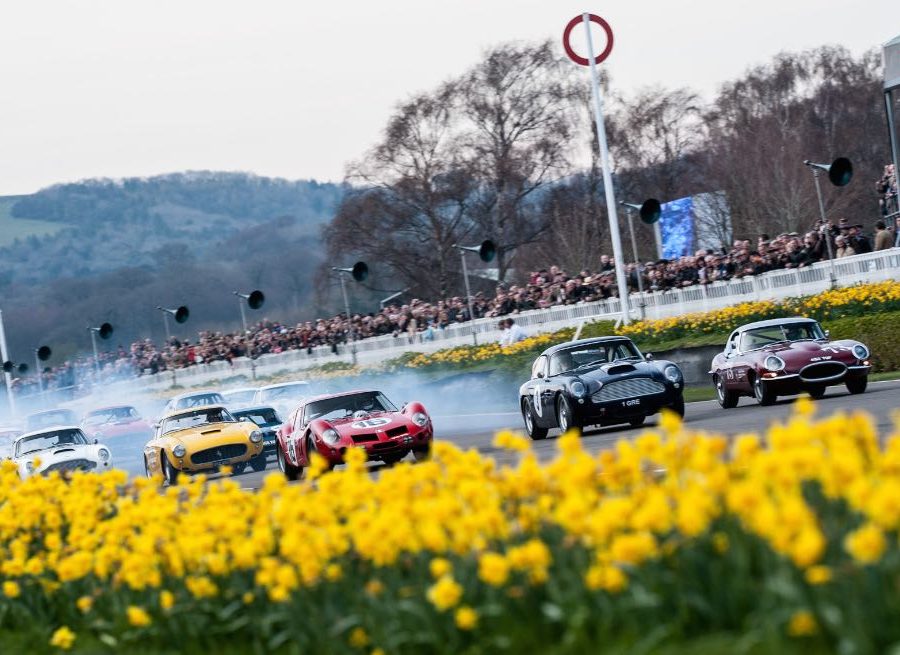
[622, 399, 641, 407]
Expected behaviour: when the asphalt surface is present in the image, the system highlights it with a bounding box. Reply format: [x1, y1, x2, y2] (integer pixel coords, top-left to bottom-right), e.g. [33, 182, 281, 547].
[115, 380, 900, 490]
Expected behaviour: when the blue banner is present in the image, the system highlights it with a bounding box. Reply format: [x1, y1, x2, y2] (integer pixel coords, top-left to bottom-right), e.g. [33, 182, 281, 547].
[660, 196, 694, 259]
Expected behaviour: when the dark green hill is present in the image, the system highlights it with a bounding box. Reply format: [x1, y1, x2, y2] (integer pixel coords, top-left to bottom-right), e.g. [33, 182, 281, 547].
[0, 172, 343, 285]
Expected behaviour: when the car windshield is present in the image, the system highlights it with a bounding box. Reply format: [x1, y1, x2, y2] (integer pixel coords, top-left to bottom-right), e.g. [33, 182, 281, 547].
[223, 390, 257, 404]
[740, 322, 825, 351]
[16, 428, 88, 457]
[27, 411, 76, 430]
[232, 408, 281, 428]
[83, 406, 140, 426]
[160, 407, 236, 435]
[260, 383, 309, 402]
[548, 340, 642, 376]
[175, 393, 226, 409]
[303, 392, 397, 423]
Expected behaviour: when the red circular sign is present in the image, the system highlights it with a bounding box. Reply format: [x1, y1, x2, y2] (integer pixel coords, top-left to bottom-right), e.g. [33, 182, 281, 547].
[562, 14, 614, 66]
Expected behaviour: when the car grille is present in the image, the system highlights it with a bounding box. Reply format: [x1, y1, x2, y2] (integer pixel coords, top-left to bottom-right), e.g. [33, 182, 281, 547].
[592, 377, 665, 403]
[44, 459, 97, 474]
[190, 444, 247, 465]
[800, 362, 847, 382]
[369, 441, 402, 452]
[351, 433, 379, 443]
[386, 426, 408, 438]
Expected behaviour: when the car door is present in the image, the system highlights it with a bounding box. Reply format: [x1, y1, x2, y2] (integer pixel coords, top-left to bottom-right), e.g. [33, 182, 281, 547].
[720, 332, 742, 390]
[526, 356, 555, 427]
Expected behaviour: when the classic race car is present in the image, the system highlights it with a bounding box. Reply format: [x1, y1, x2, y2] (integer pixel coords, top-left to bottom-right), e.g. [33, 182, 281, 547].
[81, 405, 154, 462]
[143, 405, 266, 484]
[254, 381, 312, 418]
[160, 390, 228, 417]
[12, 426, 113, 478]
[709, 317, 871, 407]
[275, 389, 432, 480]
[230, 405, 283, 467]
[519, 336, 685, 440]
[25, 409, 79, 432]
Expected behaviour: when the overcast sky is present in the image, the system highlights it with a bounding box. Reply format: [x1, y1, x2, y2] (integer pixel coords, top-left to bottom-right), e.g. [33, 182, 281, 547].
[0, 0, 895, 195]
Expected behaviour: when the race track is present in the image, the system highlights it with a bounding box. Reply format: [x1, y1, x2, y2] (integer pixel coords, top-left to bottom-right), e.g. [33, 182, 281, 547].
[219, 379, 900, 490]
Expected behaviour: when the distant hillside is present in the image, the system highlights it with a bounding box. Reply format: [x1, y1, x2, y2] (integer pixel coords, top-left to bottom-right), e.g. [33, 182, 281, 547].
[0, 172, 344, 284]
[0, 196, 68, 248]
[0, 172, 350, 362]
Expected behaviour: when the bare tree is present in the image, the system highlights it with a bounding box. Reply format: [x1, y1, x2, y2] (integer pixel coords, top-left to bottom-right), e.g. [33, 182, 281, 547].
[324, 86, 477, 299]
[457, 40, 579, 280]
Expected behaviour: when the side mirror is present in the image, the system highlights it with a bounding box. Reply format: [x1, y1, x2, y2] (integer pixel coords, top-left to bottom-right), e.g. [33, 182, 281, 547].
[152, 422, 160, 430]
[93, 438, 99, 444]
[535, 371, 545, 379]
[824, 329, 830, 338]
[644, 353, 653, 361]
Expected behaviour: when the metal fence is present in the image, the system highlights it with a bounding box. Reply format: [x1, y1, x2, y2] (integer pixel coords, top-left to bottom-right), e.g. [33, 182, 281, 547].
[99, 248, 900, 393]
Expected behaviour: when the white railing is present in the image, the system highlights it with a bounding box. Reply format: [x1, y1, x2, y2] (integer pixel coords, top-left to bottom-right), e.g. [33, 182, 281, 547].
[105, 248, 900, 392]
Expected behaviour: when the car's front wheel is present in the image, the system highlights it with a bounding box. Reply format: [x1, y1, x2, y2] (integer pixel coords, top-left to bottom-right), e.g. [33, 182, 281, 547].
[413, 444, 431, 462]
[629, 416, 646, 428]
[250, 453, 267, 472]
[668, 395, 686, 418]
[846, 376, 868, 395]
[522, 399, 548, 440]
[715, 375, 739, 409]
[230, 462, 247, 475]
[556, 395, 579, 434]
[277, 443, 301, 481]
[753, 376, 776, 406]
[807, 385, 826, 400]
[143, 456, 154, 479]
[161, 453, 179, 485]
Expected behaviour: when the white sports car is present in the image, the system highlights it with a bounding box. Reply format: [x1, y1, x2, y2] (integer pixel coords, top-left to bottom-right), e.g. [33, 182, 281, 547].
[12, 426, 113, 478]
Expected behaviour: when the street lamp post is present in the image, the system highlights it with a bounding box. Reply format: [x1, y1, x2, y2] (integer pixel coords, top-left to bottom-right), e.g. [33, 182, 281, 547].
[620, 199, 662, 320]
[156, 306, 190, 341]
[331, 263, 368, 366]
[88, 323, 113, 379]
[803, 157, 853, 288]
[453, 241, 496, 345]
[233, 290, 265, 380]
[32, 346, 51, 398]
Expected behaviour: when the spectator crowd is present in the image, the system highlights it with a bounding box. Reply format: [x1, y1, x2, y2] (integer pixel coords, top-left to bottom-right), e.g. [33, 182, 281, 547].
[13, 168, 900, 392]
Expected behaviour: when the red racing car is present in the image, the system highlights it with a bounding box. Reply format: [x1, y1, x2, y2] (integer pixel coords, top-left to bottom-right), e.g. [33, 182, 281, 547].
[275, 389, 432, 480]
[709, 317, 871, 407]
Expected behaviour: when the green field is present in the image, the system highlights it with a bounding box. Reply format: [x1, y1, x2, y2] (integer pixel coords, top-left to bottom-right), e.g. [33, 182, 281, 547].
[0, 196, 67, 247]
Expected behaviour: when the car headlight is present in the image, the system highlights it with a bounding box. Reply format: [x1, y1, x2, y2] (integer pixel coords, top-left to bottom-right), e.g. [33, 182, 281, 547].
[97, 448, 110, 462]
[664, 365, 683, 383]
[764, 355, 786, 372]
[412, 412, 429, 427]
[249, 430, 263, 443]
[321, 428, 340, 446]
[853, 344, 869, 361]
[570, 380, 587, 397]
[172, 444, 186, 458]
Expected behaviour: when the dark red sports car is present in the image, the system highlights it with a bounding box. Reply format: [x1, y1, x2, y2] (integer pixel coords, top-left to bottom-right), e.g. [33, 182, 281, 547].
[709, 317, 871, 407]
[275, 389, 432, 480]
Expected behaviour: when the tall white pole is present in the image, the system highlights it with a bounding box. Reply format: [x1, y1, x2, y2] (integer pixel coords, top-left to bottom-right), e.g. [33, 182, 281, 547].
[0, 309, 16, 418]
[582, 13, 630, 324]
[460, 250, 478, 345]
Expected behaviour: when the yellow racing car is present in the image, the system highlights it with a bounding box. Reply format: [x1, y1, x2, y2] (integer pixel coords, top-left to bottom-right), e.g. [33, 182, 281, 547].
[143, 405, 265, 483]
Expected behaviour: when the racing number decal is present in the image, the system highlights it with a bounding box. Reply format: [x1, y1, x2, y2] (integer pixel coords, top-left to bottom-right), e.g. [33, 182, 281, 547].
[533, 386, 543, 417]
[351, 417, 391, 429]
